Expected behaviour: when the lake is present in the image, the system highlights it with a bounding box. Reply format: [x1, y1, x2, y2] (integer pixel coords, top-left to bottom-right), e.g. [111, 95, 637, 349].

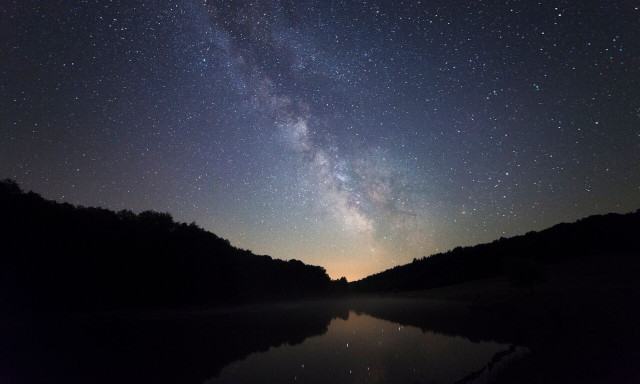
[0, 298, 526, 384]
[209, 310, 523, 384]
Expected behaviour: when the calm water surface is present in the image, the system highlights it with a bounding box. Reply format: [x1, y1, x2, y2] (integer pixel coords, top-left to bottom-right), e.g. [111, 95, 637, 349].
[210, 311, 521, 384]
[0, 299, 525, 384]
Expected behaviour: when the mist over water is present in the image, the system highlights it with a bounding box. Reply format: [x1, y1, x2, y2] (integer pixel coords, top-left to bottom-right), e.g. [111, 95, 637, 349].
[209, 311, 522, 384]
[0, 299, 525, 384]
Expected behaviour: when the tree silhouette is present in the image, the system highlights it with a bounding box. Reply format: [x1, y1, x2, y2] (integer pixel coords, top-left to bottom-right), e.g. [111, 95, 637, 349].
[0, 179, 346, 313]
[352, 208, 640, 293]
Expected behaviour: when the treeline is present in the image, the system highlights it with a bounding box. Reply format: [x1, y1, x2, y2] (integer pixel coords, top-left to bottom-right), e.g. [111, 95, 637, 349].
[352, 209, 640, 293]
[0, 179, 347, 313]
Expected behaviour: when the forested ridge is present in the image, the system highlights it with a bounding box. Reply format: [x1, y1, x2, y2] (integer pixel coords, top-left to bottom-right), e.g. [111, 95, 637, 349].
[352, 208, 640, 293]
[0, 179, 346, 313]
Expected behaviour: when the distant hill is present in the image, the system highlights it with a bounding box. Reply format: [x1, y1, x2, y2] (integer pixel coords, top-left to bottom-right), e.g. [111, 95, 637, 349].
[0, 179, 346, 314]
[352, 209, 640, 293]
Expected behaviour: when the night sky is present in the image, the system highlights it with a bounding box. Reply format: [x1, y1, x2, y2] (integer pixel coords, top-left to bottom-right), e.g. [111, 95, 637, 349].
[2, 1, 639, 280]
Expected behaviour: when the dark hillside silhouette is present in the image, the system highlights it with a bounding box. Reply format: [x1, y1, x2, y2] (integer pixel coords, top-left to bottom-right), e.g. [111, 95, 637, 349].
[352, 208, 640, 293]
[0, 179, 345, 313]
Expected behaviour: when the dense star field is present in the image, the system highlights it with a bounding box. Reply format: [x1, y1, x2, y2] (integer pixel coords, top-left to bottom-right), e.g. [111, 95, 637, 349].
[2, 1, 639, 280]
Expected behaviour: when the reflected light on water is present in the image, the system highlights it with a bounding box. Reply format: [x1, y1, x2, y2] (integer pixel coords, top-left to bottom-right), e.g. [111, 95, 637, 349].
[208, 311, 524, 384]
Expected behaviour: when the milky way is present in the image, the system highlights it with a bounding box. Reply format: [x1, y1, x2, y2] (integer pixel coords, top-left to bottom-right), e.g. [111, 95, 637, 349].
[2, 1, 639, 279]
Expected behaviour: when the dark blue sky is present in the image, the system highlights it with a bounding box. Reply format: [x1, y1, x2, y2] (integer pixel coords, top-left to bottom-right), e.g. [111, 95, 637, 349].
[2, 0, 639, 279]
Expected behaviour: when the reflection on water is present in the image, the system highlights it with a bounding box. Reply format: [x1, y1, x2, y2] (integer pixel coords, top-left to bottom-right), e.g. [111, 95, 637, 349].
[209, 311, 522, 384]
[0, 299, 524, 384]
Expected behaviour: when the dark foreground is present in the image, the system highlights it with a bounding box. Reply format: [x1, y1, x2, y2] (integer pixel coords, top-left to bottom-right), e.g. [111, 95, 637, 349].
[1, 252, 638, 384]
[394, 251, 640, 383]
[1, 298, 522, 384]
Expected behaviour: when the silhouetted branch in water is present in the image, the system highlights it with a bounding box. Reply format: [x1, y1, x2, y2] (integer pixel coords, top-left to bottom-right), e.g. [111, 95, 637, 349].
[453, 345, 519, 384]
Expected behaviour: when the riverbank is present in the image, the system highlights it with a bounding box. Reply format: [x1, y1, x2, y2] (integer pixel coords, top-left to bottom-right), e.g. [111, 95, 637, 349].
[382, 251, 640, 383]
